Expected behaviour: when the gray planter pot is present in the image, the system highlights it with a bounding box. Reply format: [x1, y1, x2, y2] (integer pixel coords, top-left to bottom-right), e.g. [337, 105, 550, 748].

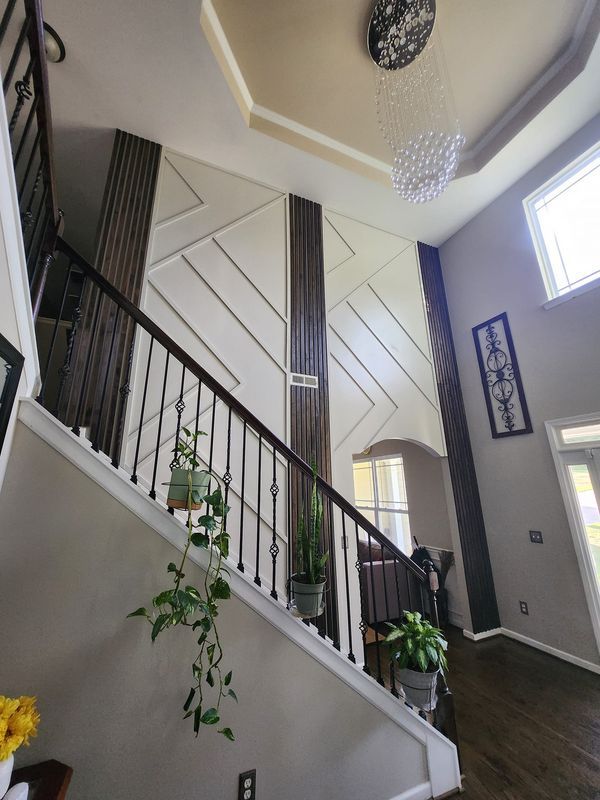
[291, 575, 326, 618]
[398, 667, 439, 711]
[167, 468, 211, 510]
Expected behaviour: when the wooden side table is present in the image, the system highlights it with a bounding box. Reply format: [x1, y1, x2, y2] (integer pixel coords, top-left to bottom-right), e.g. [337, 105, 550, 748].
[9, 760, 72, 800]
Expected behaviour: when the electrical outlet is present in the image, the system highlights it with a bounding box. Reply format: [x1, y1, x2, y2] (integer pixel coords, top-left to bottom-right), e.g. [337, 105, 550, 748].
[529, 530, 543, 544]
[519, 600, 529, 615]
[238, 770, 256, 800]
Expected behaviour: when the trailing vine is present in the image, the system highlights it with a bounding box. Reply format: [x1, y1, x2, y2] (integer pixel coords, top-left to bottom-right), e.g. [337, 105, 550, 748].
[128, 429, 236, 740]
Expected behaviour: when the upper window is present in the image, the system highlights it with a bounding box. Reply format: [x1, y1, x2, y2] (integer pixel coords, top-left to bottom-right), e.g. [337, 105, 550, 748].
[525, 142, 600, 301]
[352, 455, 411, 553]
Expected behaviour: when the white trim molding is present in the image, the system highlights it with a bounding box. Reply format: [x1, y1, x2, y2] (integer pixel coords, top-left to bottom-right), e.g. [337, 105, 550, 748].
[462, 628, 502, 642]
[18, 398, 461, 799]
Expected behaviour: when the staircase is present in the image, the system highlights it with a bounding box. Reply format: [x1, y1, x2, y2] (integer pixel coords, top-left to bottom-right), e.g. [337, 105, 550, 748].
[0, 1, 461, 797]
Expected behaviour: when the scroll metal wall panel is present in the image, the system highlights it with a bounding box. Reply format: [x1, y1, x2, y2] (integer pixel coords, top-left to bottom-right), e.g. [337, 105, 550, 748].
[417, 241, 500, 634]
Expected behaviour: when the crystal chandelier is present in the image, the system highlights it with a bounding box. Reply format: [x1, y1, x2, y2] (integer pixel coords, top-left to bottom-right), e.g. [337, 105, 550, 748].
[368, 0, 465, 204]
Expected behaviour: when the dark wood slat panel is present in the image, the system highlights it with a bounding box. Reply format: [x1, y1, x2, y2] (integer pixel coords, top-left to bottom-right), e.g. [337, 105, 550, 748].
[289, 194, 338, 643]
[63, 130, 161, 463]
[417, 242, 500, 634]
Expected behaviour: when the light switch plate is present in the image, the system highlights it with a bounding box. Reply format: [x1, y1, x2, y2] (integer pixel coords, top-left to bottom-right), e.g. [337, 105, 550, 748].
[519, 600, 529, 615]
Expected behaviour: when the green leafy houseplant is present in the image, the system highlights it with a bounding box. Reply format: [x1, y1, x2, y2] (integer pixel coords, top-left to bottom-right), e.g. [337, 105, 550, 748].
[128, 430, 236, 740]
[385, 611, 448, 712]
[291, 463, 328, 618]
[386, 611, 448, 673]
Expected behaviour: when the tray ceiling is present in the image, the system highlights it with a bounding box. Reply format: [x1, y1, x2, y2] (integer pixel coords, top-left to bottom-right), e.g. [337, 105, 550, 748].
[204, 0, 600, 182]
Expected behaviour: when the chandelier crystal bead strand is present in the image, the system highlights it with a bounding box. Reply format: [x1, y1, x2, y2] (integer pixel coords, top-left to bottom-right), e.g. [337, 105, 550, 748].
[368, 0, 465, 203]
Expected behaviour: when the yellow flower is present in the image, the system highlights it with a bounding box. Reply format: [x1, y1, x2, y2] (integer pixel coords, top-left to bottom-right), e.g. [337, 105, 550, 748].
[0, 696, 39, 759]
[0, 697, 19, 721]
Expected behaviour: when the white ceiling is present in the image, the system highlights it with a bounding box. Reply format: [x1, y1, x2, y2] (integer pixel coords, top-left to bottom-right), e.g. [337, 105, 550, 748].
[43, 0, 600, 259]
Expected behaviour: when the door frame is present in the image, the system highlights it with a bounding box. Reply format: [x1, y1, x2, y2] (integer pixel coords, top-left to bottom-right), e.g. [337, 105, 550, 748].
[546, 412, 600, 655]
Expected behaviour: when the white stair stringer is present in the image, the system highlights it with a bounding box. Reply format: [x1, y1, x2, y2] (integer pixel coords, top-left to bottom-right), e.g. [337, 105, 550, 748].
[18, 398, 461, 800]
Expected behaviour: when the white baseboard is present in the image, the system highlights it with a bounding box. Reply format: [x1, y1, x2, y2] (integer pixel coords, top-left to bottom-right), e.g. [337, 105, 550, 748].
[389, 781, 433, 800]
[500, 627, 600, 675]
[462, 627, 502, 642]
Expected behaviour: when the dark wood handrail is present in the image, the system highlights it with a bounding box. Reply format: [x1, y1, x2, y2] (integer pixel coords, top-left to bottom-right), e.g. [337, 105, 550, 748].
[24, 0, 59, 224]
[56, 236, 426, 581]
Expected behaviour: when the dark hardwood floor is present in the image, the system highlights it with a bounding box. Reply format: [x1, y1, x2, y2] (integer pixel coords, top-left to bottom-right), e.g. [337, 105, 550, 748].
[445, 627, 600, 799]
[369, 627, 600, 799]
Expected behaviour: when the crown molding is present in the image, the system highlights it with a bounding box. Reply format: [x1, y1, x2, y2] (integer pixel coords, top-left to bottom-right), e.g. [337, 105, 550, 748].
[201, 0, 600, 183]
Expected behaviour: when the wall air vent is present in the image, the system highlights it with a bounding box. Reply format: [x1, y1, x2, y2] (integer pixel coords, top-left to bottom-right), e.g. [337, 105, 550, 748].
[290, 373, 319, 389]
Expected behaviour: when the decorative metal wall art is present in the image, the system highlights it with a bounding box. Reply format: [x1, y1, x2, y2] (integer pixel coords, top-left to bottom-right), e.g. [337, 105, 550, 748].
[472, 312, 533, 439]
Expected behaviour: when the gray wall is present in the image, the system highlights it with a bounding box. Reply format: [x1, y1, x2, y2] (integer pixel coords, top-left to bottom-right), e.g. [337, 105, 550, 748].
[0, 423, 427, 800]
[439, 113, 600, 665]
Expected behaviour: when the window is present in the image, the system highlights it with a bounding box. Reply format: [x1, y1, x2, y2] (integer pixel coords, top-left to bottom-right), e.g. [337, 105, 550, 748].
[525, 141, 600, 301]
[352, 455, 411, 553]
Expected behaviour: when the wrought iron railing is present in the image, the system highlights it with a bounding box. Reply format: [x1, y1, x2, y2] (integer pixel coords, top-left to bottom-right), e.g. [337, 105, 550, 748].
[1, 0, 62, 316]
[33, 237, 458, 750]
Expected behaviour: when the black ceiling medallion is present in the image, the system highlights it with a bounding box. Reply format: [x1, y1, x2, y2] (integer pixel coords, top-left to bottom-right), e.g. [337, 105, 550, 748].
[367, 0, 436, 70]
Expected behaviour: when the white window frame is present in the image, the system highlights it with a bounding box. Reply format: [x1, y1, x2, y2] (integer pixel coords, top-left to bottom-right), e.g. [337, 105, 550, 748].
[546, 412, 600, 655]
[352, 454, 410, 551]
[524, 140, 600, 308]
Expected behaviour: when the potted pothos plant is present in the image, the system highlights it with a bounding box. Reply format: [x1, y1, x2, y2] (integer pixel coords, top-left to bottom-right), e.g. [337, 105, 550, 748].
[167, 427, 211, 510]
[385, 611, 448, 712]
[290, 464, 328, 618]
[128, 430, 236, 740]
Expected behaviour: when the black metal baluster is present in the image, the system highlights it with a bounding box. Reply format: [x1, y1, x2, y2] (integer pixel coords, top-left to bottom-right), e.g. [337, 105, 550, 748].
[2, 18, 30, 94]
[367, 532, 384, 686]
[54, 273, 84, 419]
[149, 349, 169, 500]
[254, 433, 262, 586]
[0, 0, 18, 47]
[112, 331, 136, 469]
[405, 569, 414, 612]
[238, 420, 247, 573]
[269, 446, 279, 600]
[341, 512, 355, 663]
[287, 458, 292, 606]
[131, 336, 154, 485]
[36, 259, 73, 406]
[91, 306, 120, 453]
[327, 496, 340, 649]
[223, 406, 232, 532]
[168, 364, 186, 515]
[24, 186, 47, 269]
[389, 555, 402, 698]
[380, 543, 397, 697]
[354, 522, 370, 675]
[207, 391, 216, 475]
[13, 95, 37, 166]
[193, 380, 202, 447]
[9, 59, 33, 133]
[71, 289, 102, 436]
[19, 136, 40, 203]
